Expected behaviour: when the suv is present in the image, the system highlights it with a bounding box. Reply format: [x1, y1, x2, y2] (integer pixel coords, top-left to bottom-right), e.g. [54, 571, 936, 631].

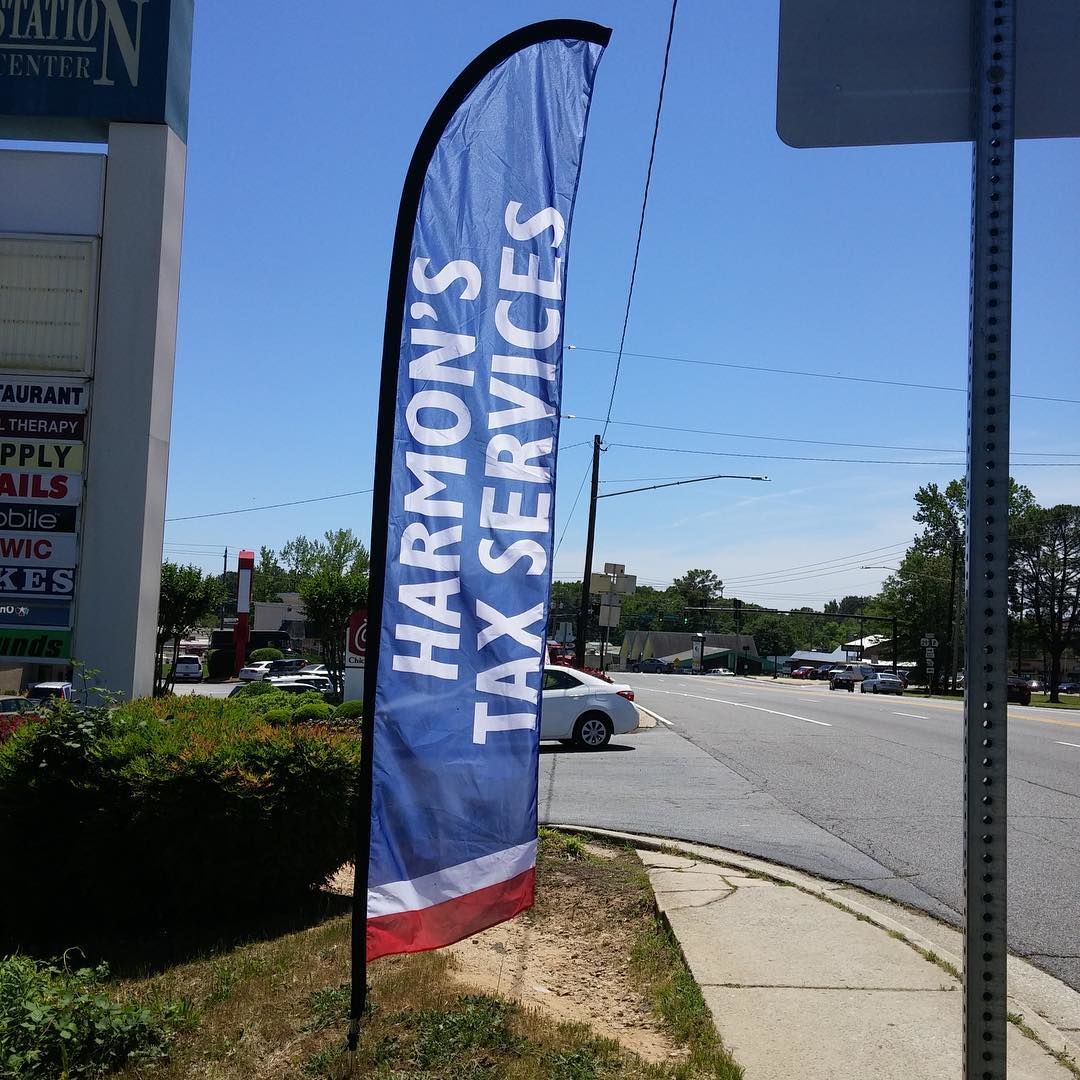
[268, 658, 308, 679]
[1006, 677, 1032, 706]
[172, 655, 203, 682]
[830, 665, 876, 692]
[26, 682, 73, 704]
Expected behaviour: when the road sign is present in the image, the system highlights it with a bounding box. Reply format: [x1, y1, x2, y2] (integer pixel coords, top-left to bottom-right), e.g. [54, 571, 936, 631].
[598, 604, 620, 628]
[920, 636, 939, 648]
[777, 0, 1080, 148]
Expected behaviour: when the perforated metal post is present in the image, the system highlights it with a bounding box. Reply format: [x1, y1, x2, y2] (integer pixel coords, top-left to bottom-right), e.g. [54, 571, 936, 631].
[964, 2, 1014, 1078]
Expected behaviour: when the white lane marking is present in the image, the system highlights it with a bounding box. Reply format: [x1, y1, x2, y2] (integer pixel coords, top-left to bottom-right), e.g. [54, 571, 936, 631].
[636, 703, 673, 727]
[895, 712, 930, 720]
[1056, 741, 1080, 749]
[638, 687, 830, 727]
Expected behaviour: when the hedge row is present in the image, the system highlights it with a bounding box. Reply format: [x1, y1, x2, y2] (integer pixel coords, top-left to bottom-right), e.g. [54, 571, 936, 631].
[0, 694, 361, 934]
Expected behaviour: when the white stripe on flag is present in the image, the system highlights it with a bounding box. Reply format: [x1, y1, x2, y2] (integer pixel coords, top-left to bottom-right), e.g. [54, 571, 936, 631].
[368, 839, 537, 919]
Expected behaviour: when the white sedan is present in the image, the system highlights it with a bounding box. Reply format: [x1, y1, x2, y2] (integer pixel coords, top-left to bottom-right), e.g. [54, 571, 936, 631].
[540, 665, 638, 749]
[238, 660, 274, 682]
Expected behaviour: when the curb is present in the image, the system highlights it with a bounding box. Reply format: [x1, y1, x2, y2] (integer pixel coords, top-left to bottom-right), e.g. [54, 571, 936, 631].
[552, 824, 1080, 1068]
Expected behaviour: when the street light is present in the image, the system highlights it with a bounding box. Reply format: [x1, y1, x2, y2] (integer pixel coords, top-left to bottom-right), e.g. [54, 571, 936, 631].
[573, 431, 769, 667]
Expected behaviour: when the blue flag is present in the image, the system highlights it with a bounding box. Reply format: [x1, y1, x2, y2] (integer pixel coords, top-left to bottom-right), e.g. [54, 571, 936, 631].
[365, 24, 608, 960]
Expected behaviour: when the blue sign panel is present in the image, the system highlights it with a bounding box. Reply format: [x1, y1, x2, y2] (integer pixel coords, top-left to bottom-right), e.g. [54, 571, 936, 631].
[0, 0, 194, 142]
[0, 597, 71, 627]
[366, 24, 608, 962]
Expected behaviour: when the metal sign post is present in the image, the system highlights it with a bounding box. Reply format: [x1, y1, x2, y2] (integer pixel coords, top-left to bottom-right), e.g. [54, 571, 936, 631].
[921, 635, 939, 696]
[963, 4, 1014, 1075]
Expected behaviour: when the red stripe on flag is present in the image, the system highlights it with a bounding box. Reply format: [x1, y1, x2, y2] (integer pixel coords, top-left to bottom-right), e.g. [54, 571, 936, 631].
[367, 866, 535, 961]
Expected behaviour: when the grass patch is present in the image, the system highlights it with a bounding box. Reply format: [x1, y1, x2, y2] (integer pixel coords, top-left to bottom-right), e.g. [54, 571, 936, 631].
[630, 921, 743, 1079]
[104, 835, 744, 1078]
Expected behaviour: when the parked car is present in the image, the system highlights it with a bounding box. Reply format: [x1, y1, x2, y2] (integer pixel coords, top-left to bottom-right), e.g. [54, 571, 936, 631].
[0, 696, 38, 741]
[1056, 680, 1080, 694]
[633, 658, 673, 674]
[1006, 677, 1032, 706]
[238, 660, 274, 682]
[230, 680, 338, 705]
[541, 665, 637, 749]
[704, 667, 734, 676]
[860, 672, 905, 695]
[830, 665, 876, 692]
[269, 673, 340, 702]
[790, 666, 816, 679]
[26, 681, 73, 704]
[172, 655, 203, 682]
[268, 658, 309, 679]
[1025, 678, 1045, 693]
[810, 665, 835, 680]
[301, 664, 330, 677]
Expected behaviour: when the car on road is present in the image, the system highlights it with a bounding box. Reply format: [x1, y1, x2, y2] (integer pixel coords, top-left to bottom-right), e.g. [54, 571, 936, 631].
[541, 665, 637, 749]
[810, 665, 835, 680]
[830, 665, 876, 692]
[238, 660, 274, 681]
[704, 667, 734, 676]
[1025, 678, 1045, 693]
[633, 658, 673, 674]
[790, 666, 816, 679]
[1006, 677, 1032, 706]
[172, 655, 203, 682]
[860, 672, 905, 695]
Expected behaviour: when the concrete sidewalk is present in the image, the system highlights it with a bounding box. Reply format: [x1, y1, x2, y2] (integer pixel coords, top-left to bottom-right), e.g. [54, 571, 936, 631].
[567, 827, 1080, 1080]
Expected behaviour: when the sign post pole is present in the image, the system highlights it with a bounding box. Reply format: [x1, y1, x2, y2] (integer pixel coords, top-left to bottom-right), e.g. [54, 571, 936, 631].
[962, 3, 1015, 1075]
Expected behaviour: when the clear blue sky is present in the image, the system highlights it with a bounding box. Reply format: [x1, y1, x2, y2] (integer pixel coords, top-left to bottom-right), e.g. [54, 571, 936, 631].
[155, 1, 1078, 607]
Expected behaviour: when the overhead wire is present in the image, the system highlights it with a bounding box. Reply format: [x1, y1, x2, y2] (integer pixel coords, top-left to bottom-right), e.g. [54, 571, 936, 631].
[166, 487, 374, 522]
[565, 414, 1079, 457]
[568, 344, 1080, 407]
[608, 442, 1080, 467]
[600, 0, 678, 440]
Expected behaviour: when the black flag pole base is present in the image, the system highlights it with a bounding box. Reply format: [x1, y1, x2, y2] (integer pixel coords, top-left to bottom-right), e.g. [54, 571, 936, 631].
[346, 1015, 361, 1052]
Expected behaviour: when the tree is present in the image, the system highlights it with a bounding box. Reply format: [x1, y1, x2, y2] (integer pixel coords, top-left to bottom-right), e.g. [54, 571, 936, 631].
[252, 545, 293, 603]
[672, 569, 723, 626]
[747, 613, 795, 667]
[1012, 504, 1080, 702]
[156, 562, 220, 694]
[294, 530, 370, 692]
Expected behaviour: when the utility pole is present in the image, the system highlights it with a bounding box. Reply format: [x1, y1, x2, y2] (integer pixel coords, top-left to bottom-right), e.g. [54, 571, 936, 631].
[732, 598, 742, 675]
[575, 435, 602, 668]
[219, 546, 228, 629]
[946, 538, 961, 692]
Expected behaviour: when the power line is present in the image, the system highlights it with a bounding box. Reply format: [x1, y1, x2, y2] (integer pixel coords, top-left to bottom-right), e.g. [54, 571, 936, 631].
[553, 461, 592, 558]
[568, 345, 1080, 407]
[601, 0, 678, 440]
[166, 487, 374, 522]
[608, 442, 1080, 467]
[721, 543, 911, 584]
[566, 414, 1079, 457]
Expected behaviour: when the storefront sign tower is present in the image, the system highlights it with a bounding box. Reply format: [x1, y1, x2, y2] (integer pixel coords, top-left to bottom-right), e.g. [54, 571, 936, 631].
[0, 1, 194, 698]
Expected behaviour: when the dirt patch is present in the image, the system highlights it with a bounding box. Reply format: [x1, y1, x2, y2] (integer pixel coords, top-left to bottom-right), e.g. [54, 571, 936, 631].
[446, 846, 688, 1065]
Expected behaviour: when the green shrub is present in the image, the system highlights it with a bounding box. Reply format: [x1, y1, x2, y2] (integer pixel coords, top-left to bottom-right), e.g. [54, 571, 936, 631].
[334, 700, 363, 721]
[293, 702, 331, 724]
[0, 954, 186, 1077]
[206, 648, 234, 680]
[262, 708, 293, 727]
[248, 647, 284, 662]
[0, 695, 360, 933]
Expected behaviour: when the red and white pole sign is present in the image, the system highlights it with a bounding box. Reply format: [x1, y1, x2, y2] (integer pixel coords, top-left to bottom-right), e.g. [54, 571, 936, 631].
[346, 609, 367, 667]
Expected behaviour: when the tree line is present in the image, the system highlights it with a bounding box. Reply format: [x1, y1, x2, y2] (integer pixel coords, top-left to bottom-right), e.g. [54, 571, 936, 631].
[553, 479, 1080, 702]
[155, 530, 368, 693]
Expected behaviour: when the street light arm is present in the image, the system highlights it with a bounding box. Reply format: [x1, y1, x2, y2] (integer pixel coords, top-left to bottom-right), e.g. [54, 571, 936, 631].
[597, 473, 769, 500]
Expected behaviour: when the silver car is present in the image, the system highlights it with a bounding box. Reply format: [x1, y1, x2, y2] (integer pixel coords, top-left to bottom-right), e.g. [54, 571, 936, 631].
[860, 672, 905, 695]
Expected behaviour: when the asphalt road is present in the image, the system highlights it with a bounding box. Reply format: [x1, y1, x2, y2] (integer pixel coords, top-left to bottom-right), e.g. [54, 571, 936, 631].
[539, 672, 1080, 992]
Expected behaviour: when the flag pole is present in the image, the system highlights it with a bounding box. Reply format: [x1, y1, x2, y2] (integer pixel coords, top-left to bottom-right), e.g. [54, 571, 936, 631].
[347, 19, 613, 1050]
